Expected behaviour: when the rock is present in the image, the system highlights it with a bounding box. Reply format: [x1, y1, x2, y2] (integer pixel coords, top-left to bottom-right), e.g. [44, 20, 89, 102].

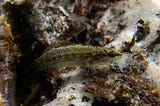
[1, 0, 160, 106]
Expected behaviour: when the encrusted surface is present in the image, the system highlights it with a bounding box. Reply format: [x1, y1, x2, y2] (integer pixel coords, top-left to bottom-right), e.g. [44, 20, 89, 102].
[29, 0, 89, 45]
[0, 16, 20, 106]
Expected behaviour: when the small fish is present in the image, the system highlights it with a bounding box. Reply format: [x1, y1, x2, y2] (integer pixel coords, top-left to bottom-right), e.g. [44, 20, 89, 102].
[28, 45, 122, 72]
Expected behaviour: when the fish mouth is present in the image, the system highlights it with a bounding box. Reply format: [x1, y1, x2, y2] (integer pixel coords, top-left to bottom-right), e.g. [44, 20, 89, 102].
[107, 49, 122, 57]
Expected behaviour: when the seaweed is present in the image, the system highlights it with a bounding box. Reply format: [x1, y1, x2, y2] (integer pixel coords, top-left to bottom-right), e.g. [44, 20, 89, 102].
[86, 75, 160, 105]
